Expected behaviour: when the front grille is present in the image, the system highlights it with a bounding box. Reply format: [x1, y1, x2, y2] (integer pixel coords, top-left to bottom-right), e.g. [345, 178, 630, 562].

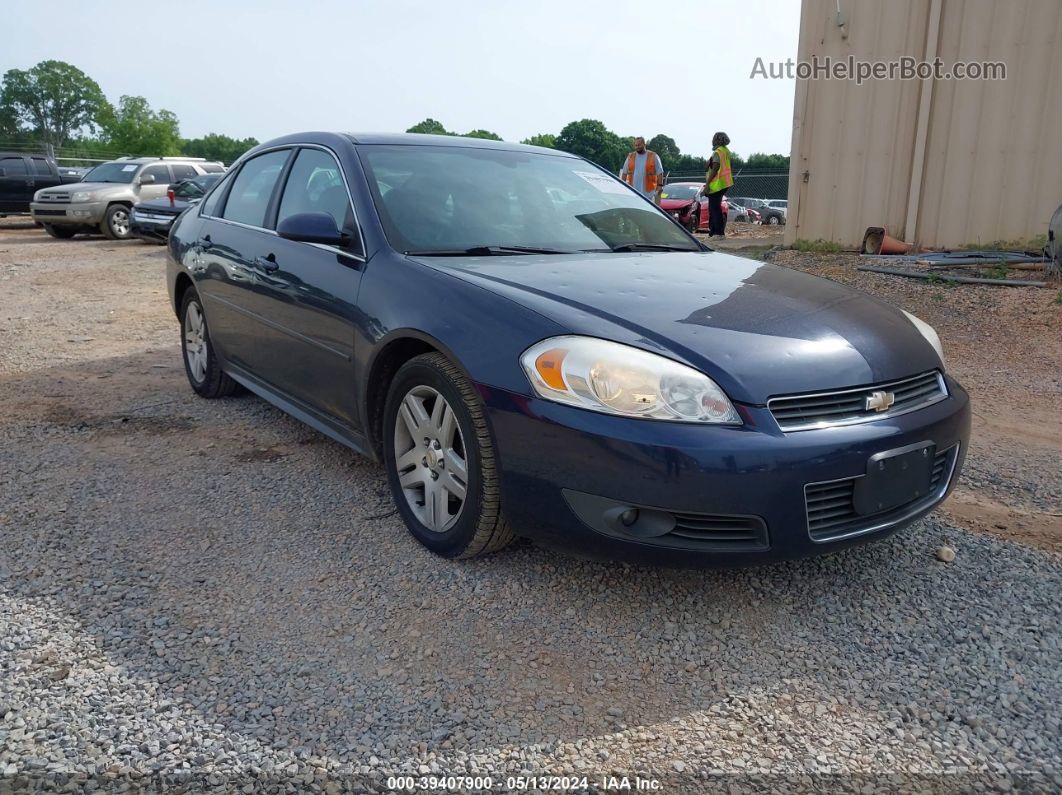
[769, 371, 947, 431]
[33, 209, 67, 216]
[37, 193, 70, 203]
[804, 444, 957, 542]
[666, 512, 769, 550]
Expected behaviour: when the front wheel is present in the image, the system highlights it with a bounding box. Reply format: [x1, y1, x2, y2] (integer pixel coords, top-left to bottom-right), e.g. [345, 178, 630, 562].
[384, 353, 513, 559]
[43, 224, 77, 239]
[180, 290, 240, 398]
[101, 204, 132, 240]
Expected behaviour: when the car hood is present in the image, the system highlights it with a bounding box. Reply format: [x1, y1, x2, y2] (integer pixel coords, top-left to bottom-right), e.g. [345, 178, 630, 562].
[41, 181, 127, 196]
[659, 198, 694, 210]
[410, 250, 942, 405]
[136, 197, 196, 213]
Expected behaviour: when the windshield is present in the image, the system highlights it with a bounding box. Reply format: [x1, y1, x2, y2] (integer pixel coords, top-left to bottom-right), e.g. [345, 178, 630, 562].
[659, 184, 700, 200]
[82, 162, 140, 184]
[359, 145, 699, 253]
[174, 174, 220, 198]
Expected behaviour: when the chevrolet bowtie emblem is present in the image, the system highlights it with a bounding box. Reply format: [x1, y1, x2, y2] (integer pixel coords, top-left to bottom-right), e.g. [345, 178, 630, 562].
[865, 390, 896, 412]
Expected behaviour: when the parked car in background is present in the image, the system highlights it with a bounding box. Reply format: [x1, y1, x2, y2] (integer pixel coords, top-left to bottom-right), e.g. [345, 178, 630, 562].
[764, 199, 788, 222]
[0, 152, 83, 216]
[131, 173, 222, 243]
[30, 156, 224, 239]
[730, 196, 785, 225]
[660, 182, 732, 231]
[167, 132, 968, 568]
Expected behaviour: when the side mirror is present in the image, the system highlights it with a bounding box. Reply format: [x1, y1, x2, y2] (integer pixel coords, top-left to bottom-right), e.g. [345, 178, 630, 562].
[138, 174, 156, 185]
[276, 211, 345, 246]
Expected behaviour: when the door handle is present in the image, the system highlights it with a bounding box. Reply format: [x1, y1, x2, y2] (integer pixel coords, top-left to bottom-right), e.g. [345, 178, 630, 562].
[255, 254, 279, 273]
[199, 235, 213, 250]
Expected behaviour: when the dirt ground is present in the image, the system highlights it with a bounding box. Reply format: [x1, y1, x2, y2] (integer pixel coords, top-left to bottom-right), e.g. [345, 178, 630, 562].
[1, 217, 1060, 789]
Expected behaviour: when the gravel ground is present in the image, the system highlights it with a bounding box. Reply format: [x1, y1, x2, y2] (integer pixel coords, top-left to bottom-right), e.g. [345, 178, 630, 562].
[1, 219, 1060, 793]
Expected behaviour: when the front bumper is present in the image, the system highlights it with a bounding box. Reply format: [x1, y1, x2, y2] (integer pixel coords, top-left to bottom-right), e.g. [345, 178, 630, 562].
[30, 200, 106, 225]
[480, 376, 970, 568]
[130, 209, 177, 240]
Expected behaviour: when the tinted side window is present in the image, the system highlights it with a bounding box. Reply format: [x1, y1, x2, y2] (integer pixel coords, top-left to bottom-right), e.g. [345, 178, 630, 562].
[199, 176, 227, 216]
[140, 164, 171, 184]
[277, 149, 351, 230]
[0, 157, 28, 176]
[221, 150, 289, 227]
[31, 158, 52, 176]
[171, 164, 197, 180]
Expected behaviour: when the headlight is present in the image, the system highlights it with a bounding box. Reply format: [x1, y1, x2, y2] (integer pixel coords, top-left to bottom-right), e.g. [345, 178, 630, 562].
[70, 191, 97, 203]
[902, 310, 944, 366]
[520, 336, 741, 424]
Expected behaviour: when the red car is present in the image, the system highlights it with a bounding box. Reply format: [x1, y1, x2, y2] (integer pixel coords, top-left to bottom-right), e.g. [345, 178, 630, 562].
[659, 182, 729, 232]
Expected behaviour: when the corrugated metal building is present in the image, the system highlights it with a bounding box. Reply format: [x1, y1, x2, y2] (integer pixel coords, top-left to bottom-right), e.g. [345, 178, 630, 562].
[785, 0, 1062, 248]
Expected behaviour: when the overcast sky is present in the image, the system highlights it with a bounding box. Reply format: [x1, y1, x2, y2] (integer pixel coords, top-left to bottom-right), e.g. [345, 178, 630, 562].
[4, 0, 800, 158]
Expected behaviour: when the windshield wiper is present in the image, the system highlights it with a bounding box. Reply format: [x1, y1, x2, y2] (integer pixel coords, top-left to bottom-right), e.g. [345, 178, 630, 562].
[406, 245, 575, 256]
[602, 243, 697, 253]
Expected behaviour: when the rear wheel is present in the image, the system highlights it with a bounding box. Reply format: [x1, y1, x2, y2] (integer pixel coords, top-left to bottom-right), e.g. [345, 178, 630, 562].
[384, 353, 513, 558]
[180, 289, 239, 398]
[43, 224, 77, 239]
[767, 215, 780, 225]
[101, 205, 132, 240]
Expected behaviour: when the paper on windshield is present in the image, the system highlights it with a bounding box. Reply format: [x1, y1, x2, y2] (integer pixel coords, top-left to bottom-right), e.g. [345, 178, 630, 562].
[122, 165, 137, 172]
[573, 171, 630, 195]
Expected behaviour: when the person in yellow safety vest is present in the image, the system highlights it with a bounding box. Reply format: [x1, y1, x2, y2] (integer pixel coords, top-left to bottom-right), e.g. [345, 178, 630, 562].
[619, 137, 664, 205]
[704, 131, 734, 237]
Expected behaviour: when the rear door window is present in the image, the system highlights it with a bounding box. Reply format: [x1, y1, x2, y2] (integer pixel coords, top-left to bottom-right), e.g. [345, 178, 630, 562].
[0, 156, 28, 176]
[171, 164, 198, 180]
[220, 150, 290, 228]
[31, 158, 52, 176]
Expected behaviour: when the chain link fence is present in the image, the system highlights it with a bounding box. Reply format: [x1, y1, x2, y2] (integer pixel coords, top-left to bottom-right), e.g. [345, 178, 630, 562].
[664, 168, 790, 201]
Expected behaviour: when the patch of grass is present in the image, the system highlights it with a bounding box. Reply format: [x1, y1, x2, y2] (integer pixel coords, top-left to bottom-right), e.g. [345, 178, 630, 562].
[962, 235, 1048, 253]
[792, 238, 844, 253]
[1055, 290, 1062, 306]
[987, 260, 1010, 280]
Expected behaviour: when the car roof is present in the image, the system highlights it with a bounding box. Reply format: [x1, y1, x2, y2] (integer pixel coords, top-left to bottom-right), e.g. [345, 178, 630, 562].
[113, 157, 221, 165]
[343, 132, 572, 157]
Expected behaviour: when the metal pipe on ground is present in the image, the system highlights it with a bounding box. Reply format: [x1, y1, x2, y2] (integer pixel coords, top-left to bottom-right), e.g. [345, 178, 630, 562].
[856, 265, 1047, 288]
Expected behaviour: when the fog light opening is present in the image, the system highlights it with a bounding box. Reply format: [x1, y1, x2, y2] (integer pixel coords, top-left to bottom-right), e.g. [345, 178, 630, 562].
[619, 508, 639, 527]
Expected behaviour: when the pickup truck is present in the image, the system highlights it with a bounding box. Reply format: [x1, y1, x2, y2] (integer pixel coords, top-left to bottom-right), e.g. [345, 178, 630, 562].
[0, 152, 83, 216]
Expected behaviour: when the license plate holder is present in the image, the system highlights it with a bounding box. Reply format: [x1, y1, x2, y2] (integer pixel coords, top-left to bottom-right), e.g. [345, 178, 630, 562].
[853, 442, 935, 516]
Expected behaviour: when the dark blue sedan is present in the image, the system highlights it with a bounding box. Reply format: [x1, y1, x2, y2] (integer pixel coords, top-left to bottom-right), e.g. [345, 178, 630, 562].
[166, 132, 970, 567]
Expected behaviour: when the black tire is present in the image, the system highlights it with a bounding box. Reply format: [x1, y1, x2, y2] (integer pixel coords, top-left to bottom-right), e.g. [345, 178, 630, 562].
[43, 224, 77, 239]
[179, 289, 240, 398]
[767, 215, 780, 225]
[383, 352, 514, 559]
[686, 207, 699, 233]
[101, 204, 133, 240]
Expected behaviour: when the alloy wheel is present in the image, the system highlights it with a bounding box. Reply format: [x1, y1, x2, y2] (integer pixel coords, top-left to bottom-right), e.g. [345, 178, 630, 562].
[393, 385, 468, 533]
[183, 302, 208, 383]
[111, 208, 130, 237]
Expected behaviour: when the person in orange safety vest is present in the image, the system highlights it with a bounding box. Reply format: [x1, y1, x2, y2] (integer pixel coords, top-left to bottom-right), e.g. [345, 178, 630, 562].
[618, 137, 664, 204]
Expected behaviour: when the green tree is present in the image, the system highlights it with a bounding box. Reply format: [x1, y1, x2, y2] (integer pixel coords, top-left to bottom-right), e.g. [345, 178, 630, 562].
[555, 119, 628, 173]
[463, 129, 502, 140]
[182, 133, 259, 164]
[744, 152, 789, 170]
[100, 95, 182, 155]
[0, 60, 108, 147]
[406, 118, 451, 135]
[647, 134, 680, 163]
[521, 133, 556, 148]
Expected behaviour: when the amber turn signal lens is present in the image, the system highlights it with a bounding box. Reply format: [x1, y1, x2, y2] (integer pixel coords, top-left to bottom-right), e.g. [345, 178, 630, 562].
[534, 348, 568, 390]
